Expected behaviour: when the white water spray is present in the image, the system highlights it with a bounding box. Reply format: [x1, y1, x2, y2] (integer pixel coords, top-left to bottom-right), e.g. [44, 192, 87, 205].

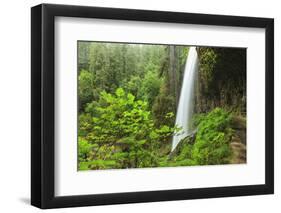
[171, 47, 198, 151]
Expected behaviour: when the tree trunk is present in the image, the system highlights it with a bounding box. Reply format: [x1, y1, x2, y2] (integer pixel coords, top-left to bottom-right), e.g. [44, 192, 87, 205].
[169, 46, 179, 111]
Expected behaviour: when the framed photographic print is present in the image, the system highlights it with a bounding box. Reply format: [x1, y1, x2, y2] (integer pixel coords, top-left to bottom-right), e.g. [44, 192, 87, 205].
[31, 3, 274, 209]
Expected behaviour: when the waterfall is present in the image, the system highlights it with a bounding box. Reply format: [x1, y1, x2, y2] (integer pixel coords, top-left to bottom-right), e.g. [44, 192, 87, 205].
[171, 47, 198, 151]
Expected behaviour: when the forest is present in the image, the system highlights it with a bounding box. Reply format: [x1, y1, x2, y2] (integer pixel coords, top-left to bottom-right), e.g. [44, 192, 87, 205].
[77, 41, 247, 170]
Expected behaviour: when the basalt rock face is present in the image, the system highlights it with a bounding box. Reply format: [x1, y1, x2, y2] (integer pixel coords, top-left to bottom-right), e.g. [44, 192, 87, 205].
[195, 47, 246, 114]
[193, 47, 247, 164]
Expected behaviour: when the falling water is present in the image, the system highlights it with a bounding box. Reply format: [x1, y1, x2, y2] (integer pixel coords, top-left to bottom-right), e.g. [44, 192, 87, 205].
[171, 47, 198, 151]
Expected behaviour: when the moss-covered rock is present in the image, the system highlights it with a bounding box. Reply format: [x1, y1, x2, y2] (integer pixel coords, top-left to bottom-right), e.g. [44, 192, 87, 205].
[167, 109, 247, 166]
[168, 132, 196, 159]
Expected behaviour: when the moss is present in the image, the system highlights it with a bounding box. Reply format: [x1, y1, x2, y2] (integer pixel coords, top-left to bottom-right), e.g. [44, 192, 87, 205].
[165, 108, 236, 167]
[196, 47, 246, 114]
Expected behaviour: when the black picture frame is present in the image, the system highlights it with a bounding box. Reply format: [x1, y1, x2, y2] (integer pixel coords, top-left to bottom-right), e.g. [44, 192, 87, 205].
[31, 3, 274, 209]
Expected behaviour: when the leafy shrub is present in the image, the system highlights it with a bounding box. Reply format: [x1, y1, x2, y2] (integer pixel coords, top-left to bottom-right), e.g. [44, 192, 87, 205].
[191, 108, 233, 165]
[78, 88, 178, 170]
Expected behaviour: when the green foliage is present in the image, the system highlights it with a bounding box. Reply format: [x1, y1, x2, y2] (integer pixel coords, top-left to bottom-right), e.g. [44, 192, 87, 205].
[139, 71, 162, 108]
[78, 42, 90, 71]
[78, 88, 177, 170]
[125, 75, 142, 98]
[78, 137, 93, 162]
[191, 108, 233, 165]
[77, 42, 171, 113]
[78, 70, 94, 111]
[165, 108, 233, 167]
